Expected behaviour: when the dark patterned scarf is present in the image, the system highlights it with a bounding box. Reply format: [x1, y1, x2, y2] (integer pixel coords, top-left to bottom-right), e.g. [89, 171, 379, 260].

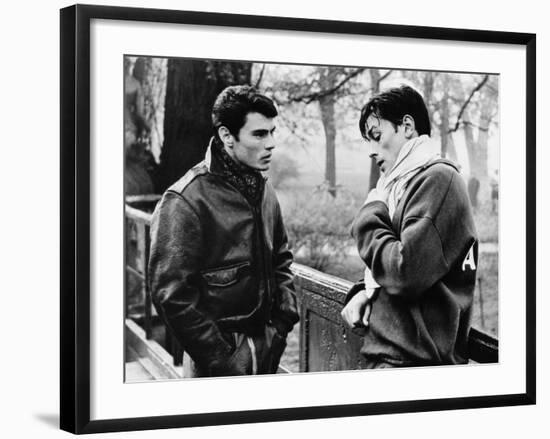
[211, 138, 265, 206]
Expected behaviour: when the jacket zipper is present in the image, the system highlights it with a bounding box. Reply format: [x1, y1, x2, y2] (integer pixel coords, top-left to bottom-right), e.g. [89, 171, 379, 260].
[209, 175, 271, 372]
[212, 174, 272, 317]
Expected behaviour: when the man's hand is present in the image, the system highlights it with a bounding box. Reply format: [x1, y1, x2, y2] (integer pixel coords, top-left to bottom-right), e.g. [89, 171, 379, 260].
[341, 289, 373, 329]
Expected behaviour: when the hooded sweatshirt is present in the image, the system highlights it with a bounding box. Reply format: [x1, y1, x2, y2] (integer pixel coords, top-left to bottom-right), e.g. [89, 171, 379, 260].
[362, 135, 440, 289]
[351, 147, 478, 366]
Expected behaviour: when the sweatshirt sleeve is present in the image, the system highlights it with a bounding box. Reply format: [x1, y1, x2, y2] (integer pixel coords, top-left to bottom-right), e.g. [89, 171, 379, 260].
[351, 169, 459, 300]
[148, 191, 233, 369]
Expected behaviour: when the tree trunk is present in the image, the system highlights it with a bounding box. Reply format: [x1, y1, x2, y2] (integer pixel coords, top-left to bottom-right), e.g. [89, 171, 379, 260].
[133, 57, 167, 163]
[462, 110, 482, 207]
[319, 68, 338, 197]
[446, 133, 458, 163]
[124, 58, 155, 196]
[368, 70, 382, 190]
[475, 97, 491, 178]
[422, 72, 435, 109]
[319, 98, 337, 197]
[469, 97, 492, 203]
[156, 59, 252, 192]
[464, 109, 489, 181]
[439, 76, 451, 158]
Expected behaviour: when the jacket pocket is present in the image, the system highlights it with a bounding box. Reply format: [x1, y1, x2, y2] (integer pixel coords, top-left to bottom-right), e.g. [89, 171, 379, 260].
[199, 261, 256, 319]
[201, 261, 251, 287]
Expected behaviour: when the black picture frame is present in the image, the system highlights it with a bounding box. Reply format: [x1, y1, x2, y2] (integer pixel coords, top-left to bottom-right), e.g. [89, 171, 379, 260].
[60, 4, 536, 434]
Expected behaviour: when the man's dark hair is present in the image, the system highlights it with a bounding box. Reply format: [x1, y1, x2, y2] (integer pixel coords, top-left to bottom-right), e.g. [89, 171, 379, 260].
[359, 85, 431, 140]
[212, 85, 278, 141]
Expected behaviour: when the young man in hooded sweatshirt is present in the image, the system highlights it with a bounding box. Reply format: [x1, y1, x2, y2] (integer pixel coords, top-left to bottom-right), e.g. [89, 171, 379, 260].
[341, 85, 478, 368]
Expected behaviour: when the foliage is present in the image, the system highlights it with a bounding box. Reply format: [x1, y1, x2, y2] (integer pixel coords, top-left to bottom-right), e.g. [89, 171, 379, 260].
[284, 188, 359, 271]
[134, 59, 500, 198]
[267, 151, 300, 188]
[473, 199, 499, 243]
[472, 251, 498, 336]
[132, 57, 167, 163]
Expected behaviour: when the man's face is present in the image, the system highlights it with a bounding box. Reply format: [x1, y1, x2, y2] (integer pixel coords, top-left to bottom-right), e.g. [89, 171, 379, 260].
[228, 112, 276, 171]
[364, 114, 407, 174]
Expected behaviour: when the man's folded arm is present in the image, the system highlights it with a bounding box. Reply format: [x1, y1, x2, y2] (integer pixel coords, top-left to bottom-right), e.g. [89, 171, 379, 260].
[352, 200, 449, 300]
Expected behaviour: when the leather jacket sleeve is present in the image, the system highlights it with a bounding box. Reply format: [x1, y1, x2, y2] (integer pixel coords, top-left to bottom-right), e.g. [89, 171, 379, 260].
[148, 192, 233, 370]
[270, 200, 299, 335]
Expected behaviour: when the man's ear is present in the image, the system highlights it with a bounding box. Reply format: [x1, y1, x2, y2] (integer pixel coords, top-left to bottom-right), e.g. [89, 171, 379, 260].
[218, 126, 234, 148]
[402, 114, 418, 139]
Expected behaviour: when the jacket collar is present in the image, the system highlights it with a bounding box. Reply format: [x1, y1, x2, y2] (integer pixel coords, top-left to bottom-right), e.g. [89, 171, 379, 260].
[205, 136, 266, 205]
[205, 136, 268, 178]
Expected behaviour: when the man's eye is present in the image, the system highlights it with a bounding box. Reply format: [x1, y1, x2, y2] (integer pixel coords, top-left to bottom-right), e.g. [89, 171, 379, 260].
[372, 134, 380, 142]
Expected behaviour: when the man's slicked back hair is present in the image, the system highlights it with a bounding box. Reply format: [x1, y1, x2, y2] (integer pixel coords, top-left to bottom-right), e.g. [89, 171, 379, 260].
[212, 85, 278, 141]
[359, 85, 431, 140]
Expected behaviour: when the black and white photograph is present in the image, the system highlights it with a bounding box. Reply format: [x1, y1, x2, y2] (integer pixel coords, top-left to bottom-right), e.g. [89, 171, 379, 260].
[55, 2, 537, 434]
[124, 56, 500, 381]
[3, 0, 547, 437]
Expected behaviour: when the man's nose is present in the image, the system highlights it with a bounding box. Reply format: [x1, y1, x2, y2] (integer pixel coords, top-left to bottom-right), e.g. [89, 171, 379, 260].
[368, 141, 382, 158]
[265, 134, 276, 150]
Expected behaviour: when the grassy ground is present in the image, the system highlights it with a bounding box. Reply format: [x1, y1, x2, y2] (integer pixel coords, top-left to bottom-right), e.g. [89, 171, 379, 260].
[472, 252, 498, 336]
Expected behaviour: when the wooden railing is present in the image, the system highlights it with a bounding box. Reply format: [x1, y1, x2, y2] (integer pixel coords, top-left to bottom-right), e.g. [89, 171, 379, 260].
[124, 196, 498, 379]
[292, 264, 498, 370]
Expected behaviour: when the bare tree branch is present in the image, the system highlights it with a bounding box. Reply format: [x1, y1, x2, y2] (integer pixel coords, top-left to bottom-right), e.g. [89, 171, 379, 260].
[486, 83, 498, 94]
[287, 68, 366, 104]
[462, 107, 498, 132]
[448, 74, 489, 133]
[462, 121, 490, 132]
[254, 64, 266, 89]
[377, 70, 393, 88]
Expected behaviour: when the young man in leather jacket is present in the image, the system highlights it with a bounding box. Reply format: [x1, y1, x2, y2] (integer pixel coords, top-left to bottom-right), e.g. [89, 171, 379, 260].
[149, 85, 299, 377]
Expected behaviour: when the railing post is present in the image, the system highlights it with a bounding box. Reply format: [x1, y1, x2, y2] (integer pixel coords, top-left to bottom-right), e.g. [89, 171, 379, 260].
[295, 279, 309, 373]
[143, 224, 152, 340]
[124, 216, 129, 320]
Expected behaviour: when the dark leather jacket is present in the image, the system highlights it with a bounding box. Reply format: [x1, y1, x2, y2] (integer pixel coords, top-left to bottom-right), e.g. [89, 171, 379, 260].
[148, 145, 299, 376]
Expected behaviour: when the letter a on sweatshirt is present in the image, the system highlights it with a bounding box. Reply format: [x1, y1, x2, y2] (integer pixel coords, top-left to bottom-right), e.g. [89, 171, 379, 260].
[462, 243, 477, 271]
